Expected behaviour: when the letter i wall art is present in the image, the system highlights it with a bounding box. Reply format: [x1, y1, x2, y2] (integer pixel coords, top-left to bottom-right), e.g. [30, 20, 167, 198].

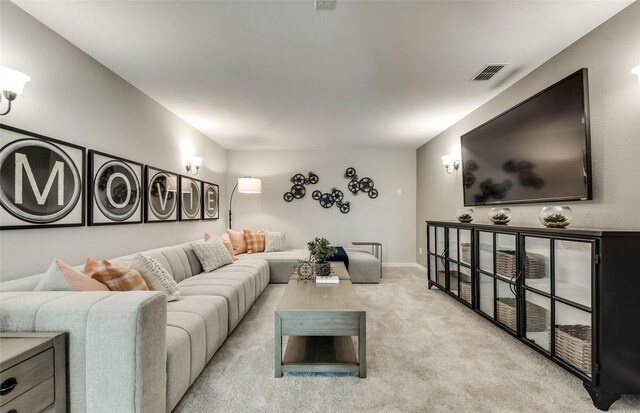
[0, 124, 220, 230]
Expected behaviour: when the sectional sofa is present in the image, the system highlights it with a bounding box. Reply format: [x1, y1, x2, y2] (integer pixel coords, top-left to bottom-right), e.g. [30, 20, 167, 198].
[0, 241, 380, 412]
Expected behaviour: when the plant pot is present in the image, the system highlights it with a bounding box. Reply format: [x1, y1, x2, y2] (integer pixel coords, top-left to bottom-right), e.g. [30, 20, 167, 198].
[314, 262, 332, 277]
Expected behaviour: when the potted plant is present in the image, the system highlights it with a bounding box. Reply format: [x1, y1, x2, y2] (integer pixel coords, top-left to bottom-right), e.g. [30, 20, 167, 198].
[307, 237, 337, 277]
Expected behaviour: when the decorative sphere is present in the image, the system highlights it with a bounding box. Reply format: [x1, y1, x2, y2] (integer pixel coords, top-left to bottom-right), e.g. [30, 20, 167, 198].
[488, 208, 512, 225]
[456, 208, 474, 223]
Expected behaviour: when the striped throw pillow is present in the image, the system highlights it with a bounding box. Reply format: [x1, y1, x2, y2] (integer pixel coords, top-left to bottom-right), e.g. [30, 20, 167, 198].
[85, 258, 150, 291]
[243, 229, 265, 253]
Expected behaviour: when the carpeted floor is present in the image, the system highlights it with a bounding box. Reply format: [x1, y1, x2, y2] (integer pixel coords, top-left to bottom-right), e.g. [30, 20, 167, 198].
[174, 267, 640, 413]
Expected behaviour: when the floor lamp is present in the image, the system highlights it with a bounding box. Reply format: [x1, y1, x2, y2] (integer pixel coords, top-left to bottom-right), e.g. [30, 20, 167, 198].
[228, 177, 262, 229]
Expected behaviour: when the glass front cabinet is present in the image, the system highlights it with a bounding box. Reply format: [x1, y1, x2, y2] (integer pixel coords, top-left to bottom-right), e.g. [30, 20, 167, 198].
[426, 221, 640, 411]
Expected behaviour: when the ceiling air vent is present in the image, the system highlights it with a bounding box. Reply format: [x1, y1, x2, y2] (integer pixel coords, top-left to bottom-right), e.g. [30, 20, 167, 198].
[472, 64, 508, 81]
[314, 0, 336, 10]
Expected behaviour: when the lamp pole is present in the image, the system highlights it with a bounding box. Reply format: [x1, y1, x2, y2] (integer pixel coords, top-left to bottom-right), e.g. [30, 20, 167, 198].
[228, 182, 239, 229]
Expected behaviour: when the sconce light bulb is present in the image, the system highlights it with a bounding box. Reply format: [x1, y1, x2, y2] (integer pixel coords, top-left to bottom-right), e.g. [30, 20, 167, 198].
[632, 65, 640, 82]
[441, 155, 452, 167]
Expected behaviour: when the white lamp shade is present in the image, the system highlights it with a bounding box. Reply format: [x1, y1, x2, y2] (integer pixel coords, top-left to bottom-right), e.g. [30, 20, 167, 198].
[0, 66, 31, 95]
[632, 65, 640, 82]
[190, 157, 203, 168]
[441, 155, 452, 167]
[238, 177, 262, 193]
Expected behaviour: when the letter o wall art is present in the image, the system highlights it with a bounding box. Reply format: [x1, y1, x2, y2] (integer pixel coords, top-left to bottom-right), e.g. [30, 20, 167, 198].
[0, 125, 86, 230]
[88, 150, 143, 225]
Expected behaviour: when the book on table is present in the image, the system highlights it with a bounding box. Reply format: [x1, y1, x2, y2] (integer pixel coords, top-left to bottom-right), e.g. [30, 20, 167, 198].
[315, 276, 339, 284]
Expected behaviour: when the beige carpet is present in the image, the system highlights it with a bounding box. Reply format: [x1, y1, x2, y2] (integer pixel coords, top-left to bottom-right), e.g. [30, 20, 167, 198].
[174, 267, 640, 412]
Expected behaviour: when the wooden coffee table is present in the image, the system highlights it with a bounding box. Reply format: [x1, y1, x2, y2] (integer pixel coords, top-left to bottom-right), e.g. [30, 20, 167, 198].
[275, 262, 366, 378]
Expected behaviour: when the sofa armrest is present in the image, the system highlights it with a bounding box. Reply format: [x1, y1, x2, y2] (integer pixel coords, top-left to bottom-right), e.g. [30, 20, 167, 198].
[0, 291, 167, 413]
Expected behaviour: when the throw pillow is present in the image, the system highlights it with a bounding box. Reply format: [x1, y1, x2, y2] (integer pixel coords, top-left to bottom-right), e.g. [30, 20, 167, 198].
[205, 232, 237, 261]
[34, 259, 110, 292]
[264, 231, 286, 252]
[119, 254, 181, 301]
[226, 228, 247, 254]
[84, 258, 150, 292]
[243, 229, 265, 254]
[191, 239, 233, 272]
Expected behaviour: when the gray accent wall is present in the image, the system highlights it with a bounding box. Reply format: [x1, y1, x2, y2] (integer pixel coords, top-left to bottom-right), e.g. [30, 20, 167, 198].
[0, 2, 227, 280]
[227, 149, 416, 264]
[416, 2, 640, 267]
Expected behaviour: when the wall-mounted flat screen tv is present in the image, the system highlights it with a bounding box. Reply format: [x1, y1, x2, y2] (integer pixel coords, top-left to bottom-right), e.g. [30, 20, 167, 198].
[461, 68, 592, 206]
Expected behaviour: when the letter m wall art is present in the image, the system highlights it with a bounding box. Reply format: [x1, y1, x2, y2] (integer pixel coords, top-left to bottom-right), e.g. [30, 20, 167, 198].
[0, 125, 86, 230]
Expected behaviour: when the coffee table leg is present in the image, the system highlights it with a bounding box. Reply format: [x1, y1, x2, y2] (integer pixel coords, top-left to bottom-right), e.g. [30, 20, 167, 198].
[359, 313, 366, 378]
[275, 314, 282, 378]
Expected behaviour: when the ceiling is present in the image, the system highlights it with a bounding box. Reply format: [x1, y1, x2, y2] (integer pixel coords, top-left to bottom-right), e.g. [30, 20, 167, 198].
[13, 0, 632, 150]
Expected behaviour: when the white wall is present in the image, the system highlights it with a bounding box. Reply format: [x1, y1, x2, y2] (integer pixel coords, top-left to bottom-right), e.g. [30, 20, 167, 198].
[228, 149, 416, 264]
[416, 2, 640, 266]
[0, 2, 227, 280]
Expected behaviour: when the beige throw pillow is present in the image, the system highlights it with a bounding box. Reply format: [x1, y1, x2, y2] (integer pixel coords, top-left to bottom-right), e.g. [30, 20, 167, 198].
[191, 239, 233, 272]
[119, 254, 181, 302]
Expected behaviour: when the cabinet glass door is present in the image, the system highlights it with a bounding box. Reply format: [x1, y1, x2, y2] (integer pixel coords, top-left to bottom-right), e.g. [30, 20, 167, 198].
[459, 229, 472, 266]
[523, 236, 551, 293]
[496, 279, 517, 332]
[449, 262, 459, 296]
[459, 265, 472, 305]
[448, 228, 458, 261]
[524, 290, 551, 352]
[428, 255, 436, 283]
[428, 226, 435, 254]
[554, 240, 592, 309]
[479, 231, 494, 274]
[436, 227, 445, 256]
[479, 273, 494, 318]
[554, 301, 592, 377]
[436, 256, 446, 287]
[495, 233, 517, 280]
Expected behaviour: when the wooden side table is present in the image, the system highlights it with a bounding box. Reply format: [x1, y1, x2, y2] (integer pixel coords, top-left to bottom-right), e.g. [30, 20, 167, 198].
[0, 332, 66, 413]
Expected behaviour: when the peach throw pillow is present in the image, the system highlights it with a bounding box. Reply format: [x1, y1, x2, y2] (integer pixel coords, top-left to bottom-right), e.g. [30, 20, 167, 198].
[205, 232, 238, 260]
[34, 259, 110, 292]
[243, 229, 265, 254]
[226, 228, 247, 254]
[85, 258, 150, 291]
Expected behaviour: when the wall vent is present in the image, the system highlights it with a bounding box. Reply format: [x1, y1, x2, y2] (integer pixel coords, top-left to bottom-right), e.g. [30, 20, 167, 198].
[472, 64, 508, 81]
[314, 0, 336, 10]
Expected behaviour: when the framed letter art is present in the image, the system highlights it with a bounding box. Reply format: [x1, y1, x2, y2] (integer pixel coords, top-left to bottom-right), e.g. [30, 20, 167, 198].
[145, 165, 179, 223]
[202, 182, 219, 220]
[0, 124, 85, 230]
[88, 150, 143, 225]
[180, 176, 202, 221]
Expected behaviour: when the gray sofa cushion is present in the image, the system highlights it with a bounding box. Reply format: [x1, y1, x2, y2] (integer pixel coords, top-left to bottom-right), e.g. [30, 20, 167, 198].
[166, 325, 191, 412]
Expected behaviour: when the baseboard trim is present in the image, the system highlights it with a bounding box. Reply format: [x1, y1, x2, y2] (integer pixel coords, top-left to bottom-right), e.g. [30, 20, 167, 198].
[383, 262, 426, 270]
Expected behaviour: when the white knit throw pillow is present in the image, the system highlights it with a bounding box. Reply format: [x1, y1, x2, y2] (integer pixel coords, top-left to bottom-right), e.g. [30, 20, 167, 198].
[191, 239, 233, 272]
[264, 231, 285, 252]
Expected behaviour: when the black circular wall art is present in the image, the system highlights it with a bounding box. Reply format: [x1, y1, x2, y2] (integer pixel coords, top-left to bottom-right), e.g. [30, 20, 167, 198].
[314, 187, 350, 214]
[94, 160, 141, 222]
[0, 138, 82, 224]
[344, 167, 379, 199]
[148, 171, 177, 221]
[283, 171, 318, 202]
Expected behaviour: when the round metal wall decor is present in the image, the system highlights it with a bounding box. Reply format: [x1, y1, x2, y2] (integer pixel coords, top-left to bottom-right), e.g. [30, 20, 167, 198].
[344, 167, 378, 199]
[94, 160, 141, 222]
[314, 187, 350, 214]
[148, 171, 177, 220]
[283, 171, 318, 202]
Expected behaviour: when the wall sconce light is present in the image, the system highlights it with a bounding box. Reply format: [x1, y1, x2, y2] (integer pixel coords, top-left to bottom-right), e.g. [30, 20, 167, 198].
[184, 156, 203, 175]
[228, 177, 262, 229]
[632, 65, 640, 83]
[0, 66, 31, 116]
[441, 155, 460, 174]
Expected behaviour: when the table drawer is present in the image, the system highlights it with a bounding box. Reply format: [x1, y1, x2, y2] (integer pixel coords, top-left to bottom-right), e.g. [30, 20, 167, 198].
[280, 312, 362, 336]
[1, 376, 54, 413]
[0, 349, 53, 406]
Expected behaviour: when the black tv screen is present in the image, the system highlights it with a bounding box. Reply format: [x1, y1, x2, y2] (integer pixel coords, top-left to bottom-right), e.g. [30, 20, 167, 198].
[461, 69, 592, 206]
